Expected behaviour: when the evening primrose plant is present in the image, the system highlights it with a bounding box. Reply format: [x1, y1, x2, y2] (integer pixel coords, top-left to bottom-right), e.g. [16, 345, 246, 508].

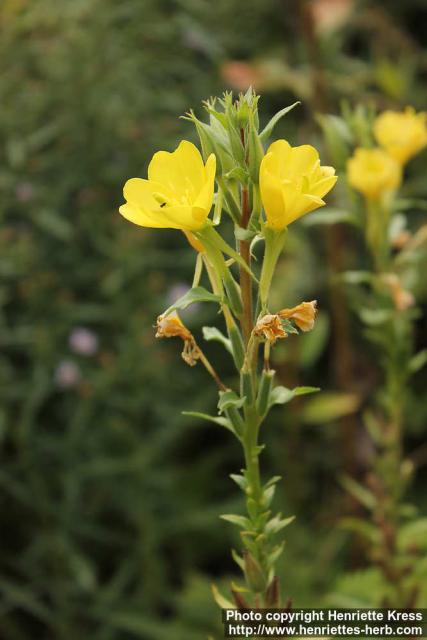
[119, 90, 336, 607]
[320, 105, 427, 607]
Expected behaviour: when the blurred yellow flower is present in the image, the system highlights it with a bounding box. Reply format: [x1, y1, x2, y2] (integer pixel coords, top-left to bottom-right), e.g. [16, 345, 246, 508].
[374, 107, 427, 165]
[260, 140, 337, 229]
[120, 141, 216, 231]
[347, 148, 401, 200]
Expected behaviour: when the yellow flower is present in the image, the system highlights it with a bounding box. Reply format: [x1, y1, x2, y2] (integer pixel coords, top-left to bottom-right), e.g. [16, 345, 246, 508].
[279, 300, 317, 332]
[120, 141, 216, 231]
[259, 140, 337, 229]
[374, 107, 427, 165]
[347, 148, 401, 200]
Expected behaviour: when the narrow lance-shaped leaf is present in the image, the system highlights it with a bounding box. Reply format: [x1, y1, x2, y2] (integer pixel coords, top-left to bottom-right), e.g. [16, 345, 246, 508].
[162, 286, 221, 316]
[259, 102, 300, 141]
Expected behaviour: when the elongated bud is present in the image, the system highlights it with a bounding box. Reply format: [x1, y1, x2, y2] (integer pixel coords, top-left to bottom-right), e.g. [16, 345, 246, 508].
[224, 406, 244, 437]
[229, 324, 245, 370]
[243, 551, 266, 593]
[240, 369, 255, 405]
[256, 369, 275, 417]
[231, 588, 250, 610]
[247, 111, 264, 184]
[228, 123, 246, 165]
[265, 576, 280, 607]
[223, 272, 243, 316]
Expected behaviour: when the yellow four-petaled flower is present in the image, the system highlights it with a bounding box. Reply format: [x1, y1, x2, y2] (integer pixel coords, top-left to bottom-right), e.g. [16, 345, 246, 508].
[374, 107, 427, 166]
[259, 140, 337, 230]
[347, 148, 401, 201]
[120, 141, 216, 231]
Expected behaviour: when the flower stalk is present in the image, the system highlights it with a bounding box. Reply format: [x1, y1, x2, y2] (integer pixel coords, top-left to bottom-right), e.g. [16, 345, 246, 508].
[118, 89, 336, 608]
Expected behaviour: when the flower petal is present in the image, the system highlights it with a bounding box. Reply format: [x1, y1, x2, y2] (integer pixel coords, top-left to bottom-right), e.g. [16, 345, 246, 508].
[148, 140, 205, 198]
[194, 153, 216, 214]
[260, 155, 286, 229]
[310, 174, 338, 198]
[119, 203, 170, 228]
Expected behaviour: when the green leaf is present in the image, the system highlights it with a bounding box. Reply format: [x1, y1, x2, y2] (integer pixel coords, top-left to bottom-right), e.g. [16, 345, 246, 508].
[340, 517, 380, 544]
[231, 549, 245, 571]
[340, 475, 376, 510]
[220, 514, 251, 529]
[218, 390, 246, 414]
[259, 102, 300, 141]
[409, 349, 427, 374]
[230, 473, 247, 490]
[211, 584, 235, 609]
[302, 392, 360, 424]
[265, 514, 295, 535]
[182, 411, 232, 430]
[163, 286, 221, 316]
[397, 518, 427, 551]
[268, 385, 319, 409]
[202, 326, 232, 354]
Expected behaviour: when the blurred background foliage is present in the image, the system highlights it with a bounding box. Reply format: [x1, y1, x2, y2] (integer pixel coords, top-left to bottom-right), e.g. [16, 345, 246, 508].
[0, 0, 426, 638]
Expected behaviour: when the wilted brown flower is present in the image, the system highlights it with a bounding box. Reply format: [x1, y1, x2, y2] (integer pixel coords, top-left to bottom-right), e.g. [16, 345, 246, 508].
[254, 314, 287, 344]
[156, 313, 200, 366]
[279, 301, 317, 332]
[381, 274, 414, 312]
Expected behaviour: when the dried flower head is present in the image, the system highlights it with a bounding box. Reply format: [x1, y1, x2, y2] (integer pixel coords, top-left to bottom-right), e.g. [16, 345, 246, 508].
[254, 314, 287, 344]
[279, 300, 317, 332]
[381, 274, 415, 312]
[155, 313, 200, 366]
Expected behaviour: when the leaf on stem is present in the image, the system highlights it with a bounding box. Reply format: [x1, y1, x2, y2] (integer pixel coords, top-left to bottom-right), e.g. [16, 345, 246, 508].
[202, 326, 232, 354]
[268, 385, 319, 409]
[163, 286, 221, 316]
[259, 102, 300, 141]
[340, 475, 376, 510]
[220, 514, 251, 529]
[218, 390, 246, 414]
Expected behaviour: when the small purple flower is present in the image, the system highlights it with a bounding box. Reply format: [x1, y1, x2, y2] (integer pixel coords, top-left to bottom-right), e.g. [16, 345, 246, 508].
[54, 360, 81, 390]
[69, 327, 99, 356]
